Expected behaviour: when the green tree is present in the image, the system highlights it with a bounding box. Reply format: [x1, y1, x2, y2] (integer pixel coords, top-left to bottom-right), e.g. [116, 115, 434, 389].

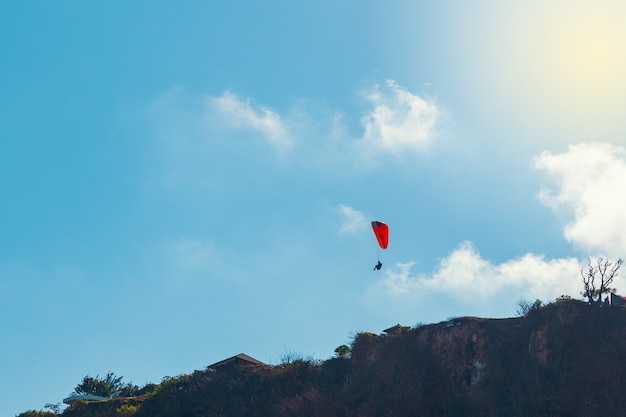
[43, 403, 61, 414]
[334, 344, 351, 358]
[72, 372, 139, 398]
[116, 404, 140, 415]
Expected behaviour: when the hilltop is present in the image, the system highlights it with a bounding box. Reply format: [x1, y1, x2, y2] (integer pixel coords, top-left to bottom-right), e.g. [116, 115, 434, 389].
[19, 299, 626, 417]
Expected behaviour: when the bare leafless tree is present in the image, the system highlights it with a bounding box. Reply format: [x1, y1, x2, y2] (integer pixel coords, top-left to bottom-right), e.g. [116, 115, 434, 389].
[516, 298, 543, 317]
[580, 257, 623, 304]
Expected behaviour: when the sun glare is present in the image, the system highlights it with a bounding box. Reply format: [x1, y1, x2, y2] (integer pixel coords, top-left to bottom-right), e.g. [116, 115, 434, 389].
[506, 2, 626, 135]
[544, 15, 626, 103]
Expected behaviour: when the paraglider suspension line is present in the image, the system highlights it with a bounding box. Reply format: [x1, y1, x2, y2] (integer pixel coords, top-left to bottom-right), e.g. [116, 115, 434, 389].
[373, 248, 383, 270]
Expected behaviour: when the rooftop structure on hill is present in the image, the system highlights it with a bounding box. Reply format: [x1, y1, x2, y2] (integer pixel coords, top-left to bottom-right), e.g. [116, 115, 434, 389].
[207, 353, 265, 370]
[63, 394, 108, 405]
[610, 293, 626, 306]
[382, 324, 409, 336]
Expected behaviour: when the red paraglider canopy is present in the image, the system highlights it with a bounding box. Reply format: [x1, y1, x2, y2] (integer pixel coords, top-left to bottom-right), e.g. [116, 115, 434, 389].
[371, 221, 389, 249]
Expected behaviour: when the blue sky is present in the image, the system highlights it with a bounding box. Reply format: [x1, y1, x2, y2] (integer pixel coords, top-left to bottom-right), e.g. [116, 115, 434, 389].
[3, 1, 626, 415]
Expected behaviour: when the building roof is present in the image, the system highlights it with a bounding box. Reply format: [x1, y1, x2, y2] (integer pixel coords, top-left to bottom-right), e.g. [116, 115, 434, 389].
[382, 324, 409, 335]
[63, 394, 108, 404]
[611, 293, 626, 305]
[207, 353, 265, 369]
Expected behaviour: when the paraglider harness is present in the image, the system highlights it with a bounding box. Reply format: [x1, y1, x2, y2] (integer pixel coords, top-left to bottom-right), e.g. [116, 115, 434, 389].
[373, 261, 382, 270]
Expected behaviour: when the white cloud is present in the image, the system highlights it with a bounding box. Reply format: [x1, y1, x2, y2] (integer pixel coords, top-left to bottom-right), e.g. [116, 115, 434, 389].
[169, 237, 216, 270]
[365, 142, 626, 318]
[148, 82, 441, 179]
[534, 142, 626, 257]
[209, 91, 291, 150]
[373, 241, 582, 303]
[359, 80, 440, 156]
[337, 204, 368, 233]
[153, 237, 239, 292]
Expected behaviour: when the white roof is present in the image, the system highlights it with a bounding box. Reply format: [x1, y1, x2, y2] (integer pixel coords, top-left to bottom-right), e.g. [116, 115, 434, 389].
[63, 394, 108, 404]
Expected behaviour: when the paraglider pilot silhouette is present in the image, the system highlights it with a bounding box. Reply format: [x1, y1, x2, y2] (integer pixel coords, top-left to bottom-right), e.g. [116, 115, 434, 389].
[371, 221, 388, 271]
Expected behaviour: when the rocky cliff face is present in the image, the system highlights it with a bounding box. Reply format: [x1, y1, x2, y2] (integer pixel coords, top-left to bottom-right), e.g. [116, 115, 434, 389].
[347, 299, 626, 416]
[23, 299, 626, 417]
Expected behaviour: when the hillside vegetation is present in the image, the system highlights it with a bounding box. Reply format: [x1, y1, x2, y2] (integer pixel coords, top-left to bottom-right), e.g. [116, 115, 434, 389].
[19, 299, 626, 417]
